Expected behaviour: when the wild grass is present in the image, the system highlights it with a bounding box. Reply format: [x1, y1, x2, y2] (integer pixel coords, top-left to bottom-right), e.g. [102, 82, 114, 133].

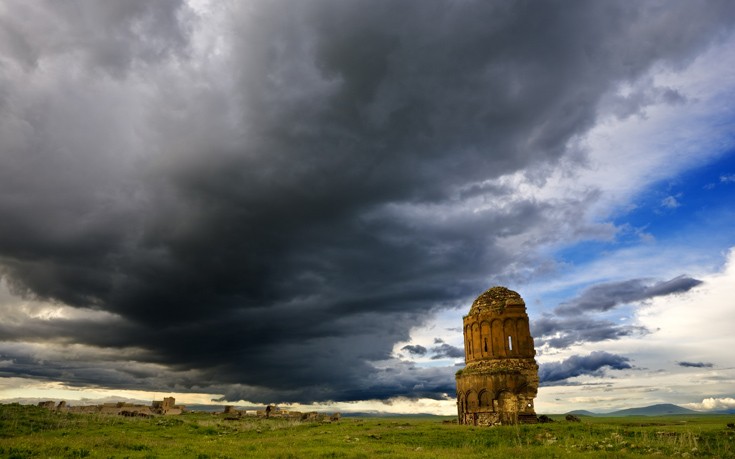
[1, 404, 734, 458]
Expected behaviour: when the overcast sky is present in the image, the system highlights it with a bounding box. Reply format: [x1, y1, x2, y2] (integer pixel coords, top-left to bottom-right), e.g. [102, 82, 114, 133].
[1, 0, 735, 414]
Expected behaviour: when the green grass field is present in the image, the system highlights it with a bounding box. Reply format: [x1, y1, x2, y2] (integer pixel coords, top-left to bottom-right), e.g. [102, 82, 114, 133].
[1, 404, 734, 458]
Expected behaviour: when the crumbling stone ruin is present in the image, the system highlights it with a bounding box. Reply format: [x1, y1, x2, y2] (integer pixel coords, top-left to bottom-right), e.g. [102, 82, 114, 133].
[455, 286, 539, 426]
[37, 397, 185, 416]
[151, 396, 185, 415]
[38, 401, 56, 410]
[220, 405, 341, 422]
[35, 397, 342, 422]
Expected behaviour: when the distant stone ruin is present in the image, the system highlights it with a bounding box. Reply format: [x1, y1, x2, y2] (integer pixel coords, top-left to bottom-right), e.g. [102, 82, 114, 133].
[38, 401, 56, 410]
[37, 397, 186, 416]
[221, 404, 341, 422]
[455, 286, 539, 426]
[36, 398, 341, 422]
[151, 396, 184, 415]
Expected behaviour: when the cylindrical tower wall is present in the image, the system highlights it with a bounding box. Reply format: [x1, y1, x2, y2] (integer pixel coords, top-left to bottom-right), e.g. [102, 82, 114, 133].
[462, 304, 535, 364]
[456, 286, 539, 426]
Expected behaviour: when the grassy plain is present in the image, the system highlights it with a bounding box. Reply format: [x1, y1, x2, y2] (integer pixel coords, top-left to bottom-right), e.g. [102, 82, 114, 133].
[1, 404, 734, 458]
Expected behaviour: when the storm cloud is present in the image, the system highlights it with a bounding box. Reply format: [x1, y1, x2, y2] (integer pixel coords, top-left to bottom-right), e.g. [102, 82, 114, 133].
[401, 345, 428, 356]
[430, 343, 465, 360]
[539, 351, 633, 384]
[532, 314, 650, 349]
[1, 1, 734, 403]
[532, 275, 702, 349]
[555, 275, 703, 316]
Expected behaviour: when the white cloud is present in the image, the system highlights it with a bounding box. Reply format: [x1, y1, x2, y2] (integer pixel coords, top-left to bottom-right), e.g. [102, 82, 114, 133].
[661, 195, 681, 208]
[636, 247, 735, 352]
[535, 247, 735, 412]
[559, 32, 735, 221]
[683, 397, 735, 411]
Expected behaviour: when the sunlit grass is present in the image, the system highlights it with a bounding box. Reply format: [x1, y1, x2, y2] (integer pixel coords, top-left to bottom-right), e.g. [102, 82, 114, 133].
[1, 404, 734, 458]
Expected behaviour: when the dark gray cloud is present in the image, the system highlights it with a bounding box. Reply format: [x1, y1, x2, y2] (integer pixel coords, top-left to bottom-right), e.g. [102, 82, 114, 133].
[401, 345, 428, 356]
[532, 314, 650, 349]
[603, 80, 688, 121]
[677, 361, 714, 368]
[0, 0, 191, 75]
[534, 275, 700, 349]
[539, 351, 632, 384]
[430, 343, 465, 360]
[555, 275, 703, 316]
[0, 1, 733, 403]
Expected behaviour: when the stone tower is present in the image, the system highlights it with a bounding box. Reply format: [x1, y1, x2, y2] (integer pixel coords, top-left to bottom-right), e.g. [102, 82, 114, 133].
[455, 286, 539, 426]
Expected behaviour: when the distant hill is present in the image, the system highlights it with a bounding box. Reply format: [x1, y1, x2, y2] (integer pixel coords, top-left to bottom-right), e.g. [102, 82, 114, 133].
[606, 404, 698, 416]
[564, 403, 700, 417]
[566, 409, 596, 416]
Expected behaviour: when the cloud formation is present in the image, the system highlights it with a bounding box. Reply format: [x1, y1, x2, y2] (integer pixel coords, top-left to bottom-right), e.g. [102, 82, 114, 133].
[683, 397, 735, 411]
[555, 275, 702, 316]
[429, 344, 464, 360]
[539, 351, 632, 384]
[533, 275, 701, 349]
[1, 1, 734, 403]
[532, 315, 649, 349]
[401, 345, 428, 356]
[677, 361, 714, 368]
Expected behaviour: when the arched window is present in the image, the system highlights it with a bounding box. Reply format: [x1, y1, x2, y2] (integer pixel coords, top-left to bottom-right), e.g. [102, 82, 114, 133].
[503, 318, 516, 356]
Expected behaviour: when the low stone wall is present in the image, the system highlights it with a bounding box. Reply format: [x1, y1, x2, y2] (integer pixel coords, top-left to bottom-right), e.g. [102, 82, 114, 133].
[37, 398, 184, 417]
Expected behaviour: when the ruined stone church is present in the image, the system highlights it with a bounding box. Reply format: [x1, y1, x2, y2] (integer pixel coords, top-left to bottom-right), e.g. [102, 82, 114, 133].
[455, 286, 539, 425]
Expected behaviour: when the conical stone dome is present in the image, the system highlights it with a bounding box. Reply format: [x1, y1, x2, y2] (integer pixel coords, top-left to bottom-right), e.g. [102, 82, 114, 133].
[469, 286, 525, 316]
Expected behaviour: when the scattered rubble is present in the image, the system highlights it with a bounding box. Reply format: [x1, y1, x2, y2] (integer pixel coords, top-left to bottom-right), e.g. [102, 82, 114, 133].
[215, 404, 341, 422]
[36, 398, 340, 422]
